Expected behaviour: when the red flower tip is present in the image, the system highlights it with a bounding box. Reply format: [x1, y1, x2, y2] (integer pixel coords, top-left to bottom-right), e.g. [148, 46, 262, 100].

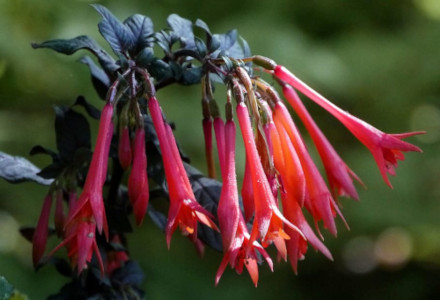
[32, 193, 53, 267]
[274, 64, 423, 188]
[215, 219, 273, 287]
[128, 127, 149, 225]
[50, 202, 104, 275]
[118, 126, 132, 170]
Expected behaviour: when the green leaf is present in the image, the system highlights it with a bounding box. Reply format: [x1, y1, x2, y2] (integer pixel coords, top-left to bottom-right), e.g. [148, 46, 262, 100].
[195, 37, 207, 58]
[123, 14, 154, 53]
[0, 151, 53, 185]
[135, 47, 155, 68]
[167, 14, 196, 50]
[78, 56, 111, 100]
[182, 66, 203, 85]
[92, 4, 135, 55]
[31, 35, 118, 73]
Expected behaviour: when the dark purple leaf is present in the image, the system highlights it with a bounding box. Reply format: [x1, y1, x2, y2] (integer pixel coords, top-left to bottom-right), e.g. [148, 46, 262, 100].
[92, 4, 135, 55]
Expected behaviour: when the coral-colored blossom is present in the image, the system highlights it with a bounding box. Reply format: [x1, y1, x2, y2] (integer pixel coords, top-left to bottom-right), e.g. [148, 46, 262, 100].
[32, 193, 53, 267]
[128, 127, 149, 225]
[202, 117, 216, 178]
[241, 158, 255, 222]
[216, 119, 240, 253]
[281, 83, 363, 200]
[66, 103, 114, 238]
[273, 101, 346, 236]
[215, 219, 273, 287]
[236, 102, 303, 252]
[118, 126, 132, 170]
[148, 96, 218, 248]
[51, 202, 104, 274]
[274, 65, 423, 187]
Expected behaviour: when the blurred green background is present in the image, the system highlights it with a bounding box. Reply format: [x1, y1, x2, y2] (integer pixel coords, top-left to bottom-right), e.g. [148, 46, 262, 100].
[1, 0, 440, 299]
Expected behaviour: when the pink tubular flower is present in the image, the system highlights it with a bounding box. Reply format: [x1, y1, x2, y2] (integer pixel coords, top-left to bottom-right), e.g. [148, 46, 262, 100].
[118, 126, 132, 170]
[280, 82, 363, 200]
[216, 119, 240, 253]
[273, 101, 346, 236]
[274, 65, 423, 187]
[32, 193, 53, 267]
[241, 158, 255, 222]
[128, 127, 149, 225]
[66, 103, 114, 239]
[202, 117, 216, 178]
[236, 102, 304, 252]
[148, 96, 218, 248]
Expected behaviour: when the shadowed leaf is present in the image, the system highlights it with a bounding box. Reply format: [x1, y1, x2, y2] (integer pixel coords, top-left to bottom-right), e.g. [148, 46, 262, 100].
[0, 152, 53, 185]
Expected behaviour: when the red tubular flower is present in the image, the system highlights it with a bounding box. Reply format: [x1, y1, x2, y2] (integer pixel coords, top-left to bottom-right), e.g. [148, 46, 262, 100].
[202, 117, 216, 178]
[128, 127, 149, 225]
[274, 65, 423, 187]
[148, 96, 218, 248]
[236, 102, 304, 252]
[32, 193, 53, 267]
[216, 120, 240, 253]
[273, 101, 346, 236]
[118, 126, 132, 170]
[50, 202, 104, 274]
[241, 158, 255, 222]
[215, 218, 273, 287]
[213, 116, 226, 176]
[66, 103, 114, 239]
[281, 83, 363, 200]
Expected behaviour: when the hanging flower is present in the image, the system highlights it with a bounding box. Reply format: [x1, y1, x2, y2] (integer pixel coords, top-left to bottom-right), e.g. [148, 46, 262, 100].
[148, 96, 218, 248]
[274, 65, 423, 187]
[128, 127, 149, 225]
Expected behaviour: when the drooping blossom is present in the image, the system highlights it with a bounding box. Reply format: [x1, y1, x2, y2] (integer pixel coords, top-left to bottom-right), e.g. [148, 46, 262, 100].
[50, 201, 104, 274]
[202, 117, 216, 178]
[215, 218, 273, 287]
[280, 81, 363, 200]
[241, 158, 255, 222]
[215, 119, 272, 286]
[274, 65, 423, 187]
[32, 193, 53, 267]
[273, 100, 346, 236]
[236, 101, 304, 254]
[66, 103, 114, 239]
[128, 127, 149, 225]
[148, 96, 218, 248]
[118, 125, 132, 170]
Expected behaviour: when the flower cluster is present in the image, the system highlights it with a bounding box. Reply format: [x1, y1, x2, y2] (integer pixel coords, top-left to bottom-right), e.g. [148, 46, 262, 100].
[26, 7, 423, 291]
